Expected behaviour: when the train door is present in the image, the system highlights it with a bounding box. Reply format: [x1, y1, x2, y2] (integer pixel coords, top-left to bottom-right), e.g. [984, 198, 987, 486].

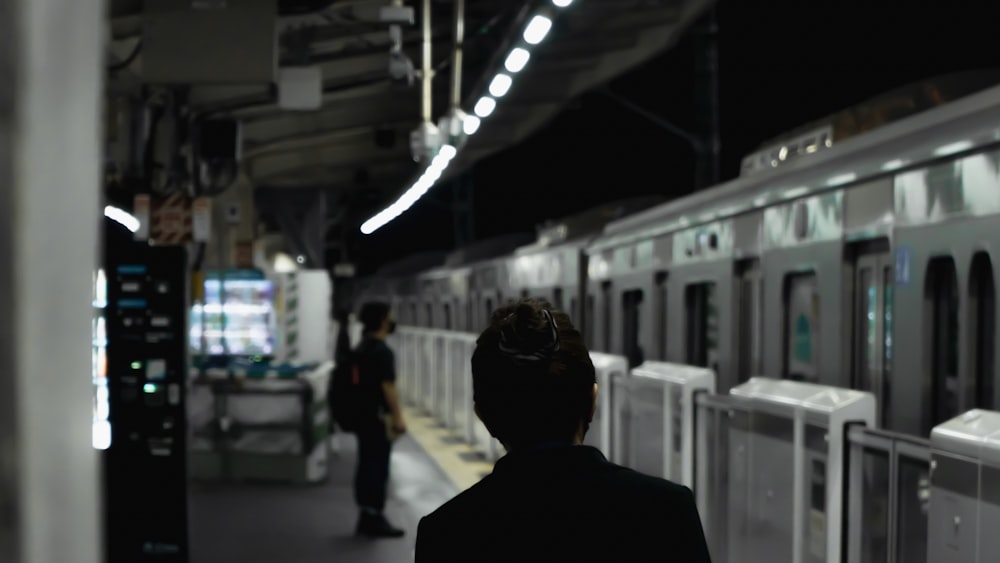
[785, 273, 820, 382]
[443, 302, 452, 330]
[685, 282, 718, 371]
[851, 242, 893, 426]
[585, 293, 595, 348]
[655, 272, 668, 360]
[969, 252, 995, 410]
[924, 257, 959, 434]
[601, 281, 612, 352]
[623, 290, 644, 368]
[734, 260, 762, 383]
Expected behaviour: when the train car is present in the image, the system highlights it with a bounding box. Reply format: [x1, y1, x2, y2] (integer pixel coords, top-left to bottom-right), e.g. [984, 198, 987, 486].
[586, 78, 1000, 435]
[499, 196, 664, 335]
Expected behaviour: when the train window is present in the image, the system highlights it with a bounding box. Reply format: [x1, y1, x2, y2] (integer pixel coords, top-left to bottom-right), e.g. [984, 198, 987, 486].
[426, 303, 434, 328]
[925, 257, 959, 432]
[655, 272, 668, 360]
[443, 303, 452, 330]
[410, 303, 417, 326]
[586, 294, 595, 348]
[851, 246, 892, 427]
[969, 252, 995, 410]
[685, 282, 718, 370]
[735, 260, 762, 382]
[623, 290, 645, 368]
[785, 274, 819, 382]
[601, 281, 612, 352]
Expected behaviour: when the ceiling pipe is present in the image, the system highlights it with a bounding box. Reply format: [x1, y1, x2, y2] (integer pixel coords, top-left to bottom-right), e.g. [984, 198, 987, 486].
[421, 0, 433, 123]
[451, 0, 464, 110]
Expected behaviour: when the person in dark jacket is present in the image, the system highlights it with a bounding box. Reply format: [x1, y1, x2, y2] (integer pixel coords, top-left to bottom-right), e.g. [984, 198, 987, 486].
[415, 298, 712, 562]
[353, 302, 407, 538]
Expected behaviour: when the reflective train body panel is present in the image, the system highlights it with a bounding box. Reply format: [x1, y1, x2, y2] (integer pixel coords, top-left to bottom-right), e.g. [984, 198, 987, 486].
[356, 83, 1000, 438]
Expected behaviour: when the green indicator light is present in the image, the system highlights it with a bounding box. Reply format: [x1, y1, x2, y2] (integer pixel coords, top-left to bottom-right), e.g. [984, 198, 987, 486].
[143, 383, 157, 393]
[131, 361, 142, 370]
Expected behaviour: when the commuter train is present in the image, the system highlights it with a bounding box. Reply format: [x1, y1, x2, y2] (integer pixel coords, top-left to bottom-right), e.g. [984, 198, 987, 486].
[355, 73, 1000, 438]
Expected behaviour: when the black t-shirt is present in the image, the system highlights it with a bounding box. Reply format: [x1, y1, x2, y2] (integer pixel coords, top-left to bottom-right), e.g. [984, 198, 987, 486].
[355, 336, 396, 414]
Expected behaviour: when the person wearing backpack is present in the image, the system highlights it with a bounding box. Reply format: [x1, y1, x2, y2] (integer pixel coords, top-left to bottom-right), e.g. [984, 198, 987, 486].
[340, 301, 407, 538]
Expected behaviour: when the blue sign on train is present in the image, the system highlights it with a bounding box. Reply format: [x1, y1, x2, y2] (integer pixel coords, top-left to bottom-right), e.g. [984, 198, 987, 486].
[895, 246, 911, 287]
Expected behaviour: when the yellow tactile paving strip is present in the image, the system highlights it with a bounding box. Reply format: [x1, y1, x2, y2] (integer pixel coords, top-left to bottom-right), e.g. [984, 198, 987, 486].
[402, 405, 496, 492]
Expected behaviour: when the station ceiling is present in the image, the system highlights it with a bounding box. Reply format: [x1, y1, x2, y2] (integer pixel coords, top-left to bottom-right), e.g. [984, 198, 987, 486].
[106, 0, 714, 241]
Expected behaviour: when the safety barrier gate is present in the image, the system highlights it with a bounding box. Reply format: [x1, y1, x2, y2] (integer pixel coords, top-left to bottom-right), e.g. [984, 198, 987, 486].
[844, 426, 930, 563]
[726, 378, 876, 563]
[615, 361, 716, 489]
[390, 327, 629, 465]
[928, 409, 1000, 563]
[583, 352, 629, 459]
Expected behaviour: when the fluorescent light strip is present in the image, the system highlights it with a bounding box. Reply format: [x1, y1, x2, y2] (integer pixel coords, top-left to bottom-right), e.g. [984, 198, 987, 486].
[104, 205, 140, 232]
[361, 145, 457, 234]
[489, 73, 513, 97]
[523, 15, 553, 45]
[463, 115, 481, 135]
[504, 48, 530, 73]
[363, 6, 573, 235]
[474, 96, 497, 118]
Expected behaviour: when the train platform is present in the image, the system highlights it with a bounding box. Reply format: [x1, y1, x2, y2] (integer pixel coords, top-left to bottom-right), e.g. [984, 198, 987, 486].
[188, 405, 489, 563]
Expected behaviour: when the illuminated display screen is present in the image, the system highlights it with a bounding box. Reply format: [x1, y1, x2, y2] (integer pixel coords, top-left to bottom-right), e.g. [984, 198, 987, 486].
[92, 268, 110, 450]
[190, 277, 276, 356]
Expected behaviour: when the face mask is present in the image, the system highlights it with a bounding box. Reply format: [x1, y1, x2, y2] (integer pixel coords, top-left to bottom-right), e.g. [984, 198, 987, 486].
[387, 320, 397, 334]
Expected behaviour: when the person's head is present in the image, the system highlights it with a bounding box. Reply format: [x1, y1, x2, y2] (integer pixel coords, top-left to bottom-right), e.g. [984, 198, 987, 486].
[359, 301, 395, 338]
[471, 298, 597, 451]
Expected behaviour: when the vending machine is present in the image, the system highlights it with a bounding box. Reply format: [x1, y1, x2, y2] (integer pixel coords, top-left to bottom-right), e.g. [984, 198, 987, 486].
[104, 240, 189, 562]
[189, 270, 276, 360]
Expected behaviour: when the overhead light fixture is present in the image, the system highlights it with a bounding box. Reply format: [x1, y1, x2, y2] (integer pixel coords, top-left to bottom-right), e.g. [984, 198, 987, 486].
[882, 159, 906, 171]
[504, 48, 530, 73]
[523, 15, 553, 45]
[782, 186, 809, 199]
[489, 74, 513, 97]
[552, 0, 573, 6]
[360, 145, 457, 235]
[474, 96, 497, 118]
[463, 115, 481, 135]
[933, 140, 974, 157]
[825, 172, 857, 187]
[104, 205, 140, 233]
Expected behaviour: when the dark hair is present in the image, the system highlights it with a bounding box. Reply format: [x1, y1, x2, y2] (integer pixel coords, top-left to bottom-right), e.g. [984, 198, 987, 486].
[471, 298, 596, 449]
[359, 301, 391, 333]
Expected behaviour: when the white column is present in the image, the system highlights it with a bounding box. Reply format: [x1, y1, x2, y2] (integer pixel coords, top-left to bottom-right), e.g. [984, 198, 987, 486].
[0, 0, 105, 562]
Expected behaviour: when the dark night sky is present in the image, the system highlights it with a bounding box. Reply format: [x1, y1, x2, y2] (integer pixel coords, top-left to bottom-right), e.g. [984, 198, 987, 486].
[351, 0, 1000, 275]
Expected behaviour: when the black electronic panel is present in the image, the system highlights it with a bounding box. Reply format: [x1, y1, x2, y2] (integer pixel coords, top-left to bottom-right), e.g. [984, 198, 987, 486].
[104, 243, 188, 563]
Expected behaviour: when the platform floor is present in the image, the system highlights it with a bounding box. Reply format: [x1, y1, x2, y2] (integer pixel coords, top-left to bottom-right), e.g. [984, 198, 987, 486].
[188, 406, 490, 563]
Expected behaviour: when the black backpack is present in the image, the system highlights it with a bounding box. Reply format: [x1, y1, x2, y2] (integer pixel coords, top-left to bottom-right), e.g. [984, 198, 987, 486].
[330, 348, 365, 432]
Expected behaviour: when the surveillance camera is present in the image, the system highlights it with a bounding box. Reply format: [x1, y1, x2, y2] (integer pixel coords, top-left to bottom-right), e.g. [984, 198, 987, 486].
[388, 51, 415, 86]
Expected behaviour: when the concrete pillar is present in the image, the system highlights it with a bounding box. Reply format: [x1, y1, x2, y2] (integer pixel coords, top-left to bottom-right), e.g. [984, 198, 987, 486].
[0, 0, 104, 562]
